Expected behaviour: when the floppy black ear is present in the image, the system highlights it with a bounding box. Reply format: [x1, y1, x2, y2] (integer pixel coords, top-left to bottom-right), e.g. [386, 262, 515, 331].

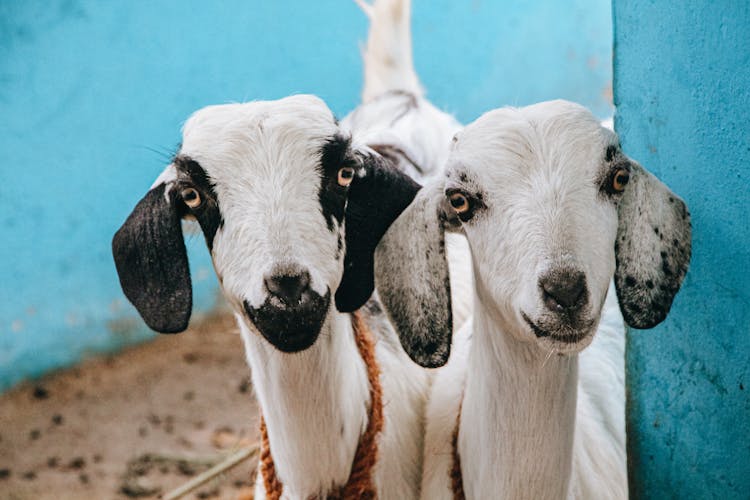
[373, 181, 454, 368]
[614, 160, 691, 329]
[335, 151, 420, 313]
[112, 183, 192, 333]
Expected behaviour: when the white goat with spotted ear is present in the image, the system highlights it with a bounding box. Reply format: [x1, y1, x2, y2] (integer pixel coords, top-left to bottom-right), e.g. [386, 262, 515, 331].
[411, 101, 692, 499]
[112, 0, 464, 498]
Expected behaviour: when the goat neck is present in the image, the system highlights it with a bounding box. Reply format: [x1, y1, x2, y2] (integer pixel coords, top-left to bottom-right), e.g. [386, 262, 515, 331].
[239, 308, 370, 498]
[459, 295, 578, 500]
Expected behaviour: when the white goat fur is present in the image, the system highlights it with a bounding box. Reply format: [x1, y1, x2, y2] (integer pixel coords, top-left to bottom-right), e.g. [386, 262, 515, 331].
[421, 102, 629, 499]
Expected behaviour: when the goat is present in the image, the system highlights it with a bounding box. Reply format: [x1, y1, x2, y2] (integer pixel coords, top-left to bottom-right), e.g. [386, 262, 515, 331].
[411, 100, 692, 499]
[112, 0, 463, 497]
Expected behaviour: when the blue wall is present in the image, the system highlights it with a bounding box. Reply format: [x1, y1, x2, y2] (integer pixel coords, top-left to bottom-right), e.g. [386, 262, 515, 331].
[0, 0, 612, 391]
[613, 1, 750, 497]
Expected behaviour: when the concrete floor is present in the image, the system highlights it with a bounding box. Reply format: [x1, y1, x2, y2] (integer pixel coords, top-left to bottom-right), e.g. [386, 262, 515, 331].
[0, 313, 259, 500]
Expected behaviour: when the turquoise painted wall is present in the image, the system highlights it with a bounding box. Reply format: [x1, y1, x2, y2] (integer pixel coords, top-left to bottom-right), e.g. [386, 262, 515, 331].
[613, 1, 750, 497]
[0, 0, 612, 391]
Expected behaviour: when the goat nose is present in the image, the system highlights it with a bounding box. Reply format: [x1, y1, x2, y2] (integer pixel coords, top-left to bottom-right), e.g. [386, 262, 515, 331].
[264, 271, 311, 306]
[540, 269, 587, 311]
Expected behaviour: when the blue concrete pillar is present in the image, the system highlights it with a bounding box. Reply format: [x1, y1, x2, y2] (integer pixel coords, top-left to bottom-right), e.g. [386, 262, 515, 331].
[613, 2, 750, 497]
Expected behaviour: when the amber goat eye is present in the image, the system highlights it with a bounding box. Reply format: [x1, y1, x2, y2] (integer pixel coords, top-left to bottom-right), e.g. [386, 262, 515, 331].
[449, 192, 470, 214]
[181, 187, 202, 208]
[612, 168, 630, 192]
[338, 167, 355, 187]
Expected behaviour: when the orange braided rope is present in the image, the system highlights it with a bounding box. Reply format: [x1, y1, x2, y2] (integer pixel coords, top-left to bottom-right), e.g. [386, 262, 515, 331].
[450, 402, 465, 500]
[258, 310, 383, 499]
[259, 416, 283, 500]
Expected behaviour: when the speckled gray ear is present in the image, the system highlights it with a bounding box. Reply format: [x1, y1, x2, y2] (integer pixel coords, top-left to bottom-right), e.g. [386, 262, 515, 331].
[614, 160, 691, 329]
[374, 181, 453, 368]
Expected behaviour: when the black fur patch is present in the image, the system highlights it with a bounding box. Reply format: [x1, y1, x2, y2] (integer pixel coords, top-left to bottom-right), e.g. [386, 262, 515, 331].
[243, 289, 330, 353]
[173, 156, 224, 250]
[112, 183, 192, 333]
[335, 151, 421, 312]
[318, 134, 355, 231]
[605, 144, 618, 162]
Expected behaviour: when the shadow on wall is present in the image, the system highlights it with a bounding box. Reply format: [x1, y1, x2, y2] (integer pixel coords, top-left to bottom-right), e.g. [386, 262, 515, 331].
[0, 0, 612, 391]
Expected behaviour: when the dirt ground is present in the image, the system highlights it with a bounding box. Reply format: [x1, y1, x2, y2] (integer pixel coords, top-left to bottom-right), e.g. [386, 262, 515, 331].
[0, 313, 260, 500]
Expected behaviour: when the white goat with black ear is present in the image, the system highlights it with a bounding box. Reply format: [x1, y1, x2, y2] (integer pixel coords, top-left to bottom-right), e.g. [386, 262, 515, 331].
[414, 100, 691, 499]
[111, 0, 461, 498]
[112, 105, 441, 500]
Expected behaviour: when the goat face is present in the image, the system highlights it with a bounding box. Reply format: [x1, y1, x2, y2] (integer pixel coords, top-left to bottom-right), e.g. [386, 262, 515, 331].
[112, 95, 421, 354]
[183, 97, 347, 352]
[443, 100, 691, 353]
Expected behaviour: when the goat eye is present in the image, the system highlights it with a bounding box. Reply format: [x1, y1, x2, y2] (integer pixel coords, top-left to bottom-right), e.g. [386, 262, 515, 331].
[448, 192, 470, 214]
[338, 167, 355, 187]
[181, 187, 202, 208]
[612, 168, 630, 192]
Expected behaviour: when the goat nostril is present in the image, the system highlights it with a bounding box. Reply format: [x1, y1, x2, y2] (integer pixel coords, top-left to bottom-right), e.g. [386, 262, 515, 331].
[540, 270, 587, 311]
[264, 271, 311, 306]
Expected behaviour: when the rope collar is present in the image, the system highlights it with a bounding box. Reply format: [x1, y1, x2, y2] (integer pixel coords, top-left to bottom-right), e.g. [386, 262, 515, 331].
[451, 401, 465, 500]
[259, 310, 383, 499]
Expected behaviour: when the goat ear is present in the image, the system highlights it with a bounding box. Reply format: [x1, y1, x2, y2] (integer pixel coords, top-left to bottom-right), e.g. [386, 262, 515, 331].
[112, 181, 192, 333]
[374, 180, 454, 368]
[614, 159, 691, 329]
[335, 150, 420, 313]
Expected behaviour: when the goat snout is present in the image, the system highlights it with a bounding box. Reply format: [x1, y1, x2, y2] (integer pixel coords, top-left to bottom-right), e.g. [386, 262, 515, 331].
[539, 268, 588, 313]
[265, 270, 312, 307]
